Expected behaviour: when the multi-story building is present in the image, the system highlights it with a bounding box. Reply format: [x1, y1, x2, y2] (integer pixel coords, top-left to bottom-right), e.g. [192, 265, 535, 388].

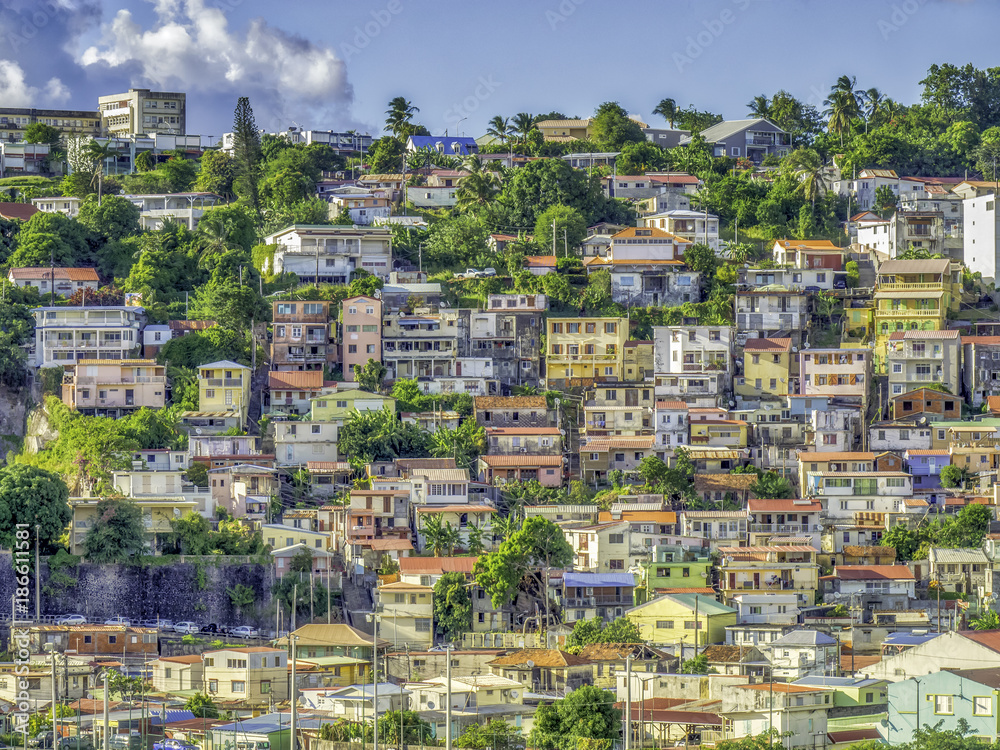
[327, 191, 392, 224]
[747, 498, 823, 548]
[310, 386, 395, 424]
[69, 497, 198, 554]
[562, 520, 635, 572]
[858, 210, 949, 259]
[201, 647, 288, 703]
[737, 337, 793, 398]
[735, 289, 811, 348]
[640, 209, 720, 251]
[474, 396, 552, 429]
[376, 582, 434, 650]
[720, 681, 831, 750]
[962, 335, 1000, 406]
[61, 358, 166, 417]
[268, 371, 326, 416]
[623, 340, 655, 382]
[561, 572, 637, 624]
[741, 265, 837, 291]
[964, 188, 1000, 281]
[98, 88, 186, 137]
[0, 107, 101, 144]
[682, 118, 791, 163]
[261, 225, 392, 283]
[192, 360, 251, 431]
[7, 267, 99, 298]
[273, 420, 338, 466]
[928, 547, 990, 595]
[654, 400, 688, 453]
[717, 545, 820, 607]
[886, 329, 962, 396]
[795, 450, 878, 498]
[31, 305, 144, 368]
[583, 383, 656, 437]
[798, 347, 870, 402]
[805, 471, 913, 521]
[222, 128, 373, 156]
[873, 258, 959, 359]
[486, 426, 562, 455]
[272, 299, 333, 372]
[469, 294, 546, 386]
[771, 239, 845, 270]
[585, 257, 701, 307]
[209, 463, 279, 520]
[382, 309, 464, 380]
[762, 630, 840, 681]
[547, 316, 628, 387]
[342, 295, 382, 381]
[580, 435, 655, 485]
[652, 325, 734, 402]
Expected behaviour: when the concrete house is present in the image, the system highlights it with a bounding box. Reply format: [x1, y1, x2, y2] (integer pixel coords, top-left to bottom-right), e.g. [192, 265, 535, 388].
[681, 119, 790, 163]
[202, 647, 288, 703]
[271, 300, 333, 372]
[886, 329, 962, 397]
[341, 295, 382, 382]
[376, 582, 434, 650]
[61, 358, 166, 417]
[7, 267, 99, 298]
[31, 305, 144, 368]
[261, 225, 392, 283]
[763, 630, 839, 681]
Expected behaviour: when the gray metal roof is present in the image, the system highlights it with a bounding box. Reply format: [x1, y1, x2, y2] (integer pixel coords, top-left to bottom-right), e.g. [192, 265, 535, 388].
[930, 547, 989, 563]
[681, 118, 786, 145]
[769, 629, 837, 647]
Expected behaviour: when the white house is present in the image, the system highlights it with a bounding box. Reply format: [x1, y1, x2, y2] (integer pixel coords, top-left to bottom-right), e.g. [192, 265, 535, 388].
[31, 306, 144, 368]
[730, 594, 800, 625]
[261, 225, 393, 284]
[763, 629, 839, 681]
[964, 191, 1000, 282]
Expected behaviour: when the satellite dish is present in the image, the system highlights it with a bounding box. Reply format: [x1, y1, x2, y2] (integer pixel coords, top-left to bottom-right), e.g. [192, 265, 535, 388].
[426, 701, 435, 710]
[526, 660, 535, 668]
[509, 690, 519, 699]
[374, 290, 382, 299]
[195, 428, 203, 435]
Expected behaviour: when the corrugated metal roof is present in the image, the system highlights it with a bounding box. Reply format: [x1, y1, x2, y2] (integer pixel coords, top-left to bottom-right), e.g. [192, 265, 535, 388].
[8, 266, 99, 281]
[930, 547, 989, 563]
[481, 454, 563, 466]
[878, 259, 951, 275]
[564, 572, 637, 587]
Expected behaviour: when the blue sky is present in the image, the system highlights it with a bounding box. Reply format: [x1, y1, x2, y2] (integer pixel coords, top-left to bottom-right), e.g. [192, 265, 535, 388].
[0, 0, 994, 138]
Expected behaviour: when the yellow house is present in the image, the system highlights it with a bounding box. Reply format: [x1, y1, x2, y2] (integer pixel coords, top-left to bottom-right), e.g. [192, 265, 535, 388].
[717, 545, 820, 608]
[535, 118, 594, 141]
[195, 360, 251, 429]
[69, 497, 198, 555]
[627, 593, 736, 648]
[547, 317, 628, 386]
[689, 420, 748, 448]
[873, 259, 958, 364]
[202, 647, 288, 703]
[738, 338, 792, 397]
[376, 582, 434, 650]
[274, 623, 387, 687]
[623, 340, 655, 382]
[310, 386, 396, 424]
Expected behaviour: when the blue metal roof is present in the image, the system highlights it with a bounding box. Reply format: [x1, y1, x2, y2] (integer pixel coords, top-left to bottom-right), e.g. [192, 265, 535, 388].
[150, 710, 195, 726]
[407, 136, 478, 155]
[883, 632, 940, 646]
[212, 712, 325, 734]
[564, 572, 637, 588]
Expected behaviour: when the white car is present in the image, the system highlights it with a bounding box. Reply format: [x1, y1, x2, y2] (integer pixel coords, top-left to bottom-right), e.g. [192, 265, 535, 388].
[104, 617, 130, 626]
[231, 626, 259, 639]
[173, 621, 199, 635]
[57, 614, 86, 626]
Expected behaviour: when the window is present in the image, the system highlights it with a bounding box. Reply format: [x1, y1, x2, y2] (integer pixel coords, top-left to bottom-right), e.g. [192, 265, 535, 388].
[415, 618, 431, 632]
[311, 424, 321, 434]
[231, 681, 246, 693]
[164, 668, 172, 679]
[609, 534, 624, 544]
[974, 696, 992, 716]
[934, 695, 954, 714]
[209, 680, 218, 692]
[261, 680, 272, 694]
[109, 635, 117, 644]
[655, 620, 674, 629]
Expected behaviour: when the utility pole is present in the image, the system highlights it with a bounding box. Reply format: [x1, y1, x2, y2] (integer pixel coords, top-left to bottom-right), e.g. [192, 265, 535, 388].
[552, 219, 557, 257]
[48, 647, 57, 745]
[102, 671, 109, 750]
[445, 644, 453, 750]
[290, 635, 298, 750]
[624, 656, 632, 750]
[373, 619, 379, 750]
[563, 228, 568, 259]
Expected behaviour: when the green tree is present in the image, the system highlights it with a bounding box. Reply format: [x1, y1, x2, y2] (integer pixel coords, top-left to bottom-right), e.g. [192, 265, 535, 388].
[681, 653, 713, 674]
[366, 137, 405, 174]
[433, 571, 472, 640]
[420, 514, 461, 557]
[874, 185, 898, 217]
[82, 498, 147, 562]
[940, 464, 965, 489]
[184, 692, 220, 719]
[338, 407, 429, 463]
[232, 97, 263, 212]
[590, 102, 645, 150]
[85, 139, 115, 205]
[197, 149, 237, 198]
[530, 685, 620, 750]
[354, 358, 387, 393]
[8, 211, 93, 268]
[653, 98, 678, 128]
[565, 616, 645, 653]
[161, 157, 197, 193]
[455, 156, 500, 217]
[785, 148, 828, 208]
[77, 195, 142, 241]
[385, 97, 420, 138]
[377, 711, 432, 746]
[534, 205, 587, 258]
[429, 419, 486, 467]
[749, 471, 795, 499]
[882, 524, 920, 562]
[615, 140, 672, 176]
[0, 464, 70, 552]
[474, 516, 573, 627]
[681, 242, 719, 279]
[25, 123, 61, 147]
[455, 720, 524, 750]
[971, 609, 1000, 631]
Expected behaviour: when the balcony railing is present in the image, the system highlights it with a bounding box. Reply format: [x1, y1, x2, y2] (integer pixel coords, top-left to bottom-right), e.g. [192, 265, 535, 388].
[877, 282, 945, 291]
[206, 378, 244, 387]
[69, 376, 166, 385]
[564, 596, 633, 607]
[876, 309, 941, 317]
[750, 523, 821, 534]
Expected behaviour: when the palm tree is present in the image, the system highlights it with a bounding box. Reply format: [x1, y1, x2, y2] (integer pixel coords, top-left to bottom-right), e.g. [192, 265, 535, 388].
[746, 95, 772, 120]
[86, 139, 115, 205]
[830, 75, 860, 111]
[785, 148, 829, 208]
[862, 88, 886, 132]
[419, 514, 460, 556]
[486, 115, 512, 146]
[512, 112, 535, 145]
[972, 609, 1000, 631]
[196, 214, 236, 268]
[823, 90, 857, 147]
[653, 98, 679, 128]
[384, 97, 419, 138]
[455, 155, 499, 216]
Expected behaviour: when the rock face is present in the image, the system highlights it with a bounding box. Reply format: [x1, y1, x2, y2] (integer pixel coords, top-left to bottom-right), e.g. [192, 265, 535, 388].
[0, 385, 30, 462]
[0, 555, 276, 628]
[22, 398, 57, 456]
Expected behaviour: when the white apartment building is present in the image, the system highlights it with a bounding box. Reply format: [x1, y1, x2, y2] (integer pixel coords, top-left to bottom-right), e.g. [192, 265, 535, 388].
[261, 225, 393, 283]
[98, 88, 186, 137]
[31, 306, 144, 368]
[964, 191, 1000, 282]
[640, 209, 720, 252]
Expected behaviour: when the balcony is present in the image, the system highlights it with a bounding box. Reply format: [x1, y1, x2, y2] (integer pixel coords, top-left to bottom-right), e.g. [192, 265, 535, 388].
[69, 376, 166, 385]
[564, 596, 633, 607]
[877, 282, 945, 291]
[750, 523, 821, 534]
[876, 309, 941, 318]
[206, 378, 245, 387]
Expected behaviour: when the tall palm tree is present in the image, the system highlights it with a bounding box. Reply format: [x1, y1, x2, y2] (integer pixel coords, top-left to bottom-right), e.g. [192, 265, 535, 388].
[653, 98, 679, 128]
[512, 112, 535, 145]
[455, 155, 499, 216]
[862, 88, 886, 132]
[746, 95, 772, 120]
[384, 97, 419, 138]
[823, 90, 858, 147]
[785, 148, 829, 208]
[486, 115, 512, 145]
[196, 214, 236, 268]
[86, 139, 115, 205]
[830, 75, 860, 111]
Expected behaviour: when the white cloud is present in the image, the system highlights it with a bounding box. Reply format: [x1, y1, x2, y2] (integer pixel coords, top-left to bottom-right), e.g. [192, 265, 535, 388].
[0, 60, 68, 107]
[79, 0, 353, 126]
[44, 77, 71, 103]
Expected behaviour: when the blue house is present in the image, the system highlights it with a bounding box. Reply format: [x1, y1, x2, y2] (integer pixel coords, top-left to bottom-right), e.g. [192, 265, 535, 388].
[406, 135, 479, 156]
[887, 668, 1000, 744]
[904, 448, 948, 491]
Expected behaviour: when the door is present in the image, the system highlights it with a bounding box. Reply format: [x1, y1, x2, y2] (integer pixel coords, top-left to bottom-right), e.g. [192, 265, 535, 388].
[456, 361, 462, 376]
[753, 572, 760, 588]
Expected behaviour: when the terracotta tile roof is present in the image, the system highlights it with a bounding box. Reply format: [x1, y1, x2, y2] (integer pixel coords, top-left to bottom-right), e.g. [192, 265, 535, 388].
[842, 545, 896, 558]
[834, 565, 914, 580]
[840, 652, 882, 672]
[744, 337, 792, 352]
[363, 538, 413, 551]
[524, 255, 557, 268]
[154, 654, 203, 664]
[773, 239, 843, 251]
[8, 266, 99, 281]
[481, 454, 563, 467]
[488, 649, 591, 668]
[0, 202, 39, 221]
[485, 427, 562, 435]
[474, 396, 548, 410]
[656, 401, 688, 410]
[694, 474, 756, 492]
[888, 329, 960, 340]
[398, 557, 478, 575]
[748, 498, 822, 512]
[306, 461, 351, 471]
[828, 729, 882, 744]
[612, 226, 688, 242]
[583, 436, 656, 450]
[963, 336, 1000, 346]
[169, 320, 215, 332]
[269, 371, 325, 390]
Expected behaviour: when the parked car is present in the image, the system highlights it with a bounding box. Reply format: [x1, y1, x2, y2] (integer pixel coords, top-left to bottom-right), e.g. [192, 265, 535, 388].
[56, 614, 86, 626]
[173, 621, 199, 635]
[200, 623, 219, 634]
[29, 733, 53, 749]
[804, 285, 821, 292]
[108, 736, 142, 750]
[231, 626, 260, 639]
[481, 267, 497, 277]
[104, 617, 130, 627]
[833, 277, 847, 289]
[156, 619, 175, 632]
[138, 619, 159, 629]
[58, 736, 94, 750]
[154, 740, 197, 750]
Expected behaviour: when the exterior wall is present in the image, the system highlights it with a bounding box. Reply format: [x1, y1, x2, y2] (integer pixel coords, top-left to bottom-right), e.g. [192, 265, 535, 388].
[887, 671, 999, 744]
[892, 389, 961, 420]
[342, 296, 382, 381]
[886, 337, 961, 396]
[735, 293, 810, 346]
[202, 649, 288, 702]
[799, 349, 870, 399]
[198, 363, 251, 427]
[274, 421, 339, 465]
[382, 310, 463, 380]
[32, 306, 143, 368]
[548, 318, 628, 385]
[263, 226, 393, 283]
[607, 268, 700, 307]
[377, 586, 434, 650]
[98, 89, 187, 137]
[62, 360, 166, 415]
[272, 300, 332, 371]
[965, 194, 1000, 281]
[739, 350, 791, 397]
